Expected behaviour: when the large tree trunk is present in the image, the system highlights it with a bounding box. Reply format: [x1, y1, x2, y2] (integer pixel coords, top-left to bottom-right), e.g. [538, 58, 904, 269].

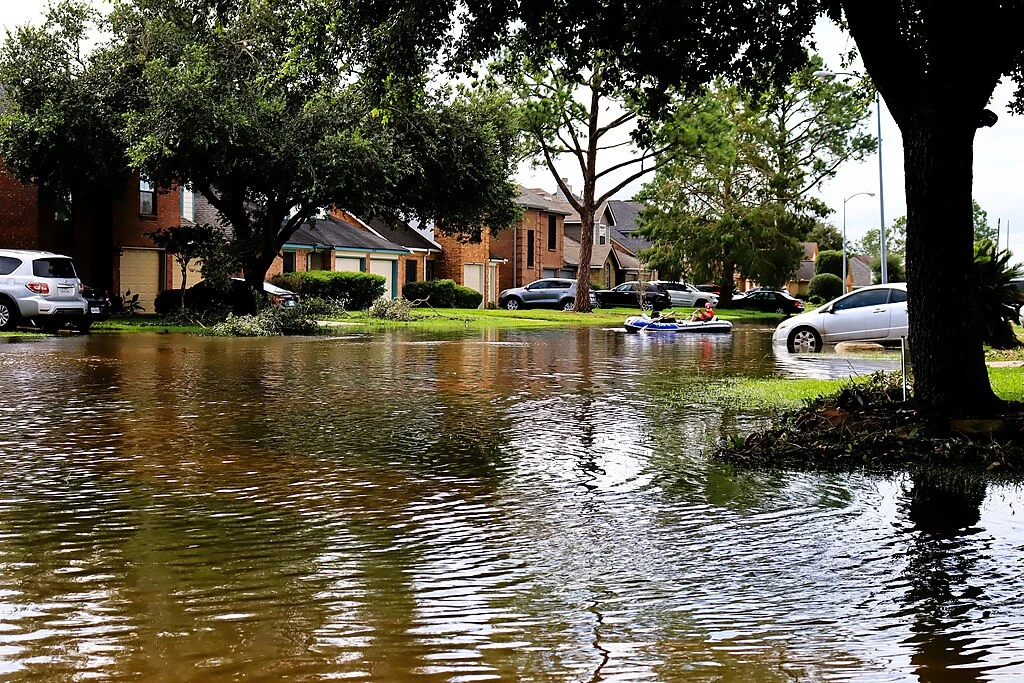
[575, 207, 595, 313]
[717, 259, 736, 308]
[903, 112, 998, 414]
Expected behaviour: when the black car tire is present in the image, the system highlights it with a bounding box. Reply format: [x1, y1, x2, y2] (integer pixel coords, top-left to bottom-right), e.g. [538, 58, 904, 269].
[505, 297, 522, 311]
[640, 301, 654, 312]
[39, 319, 64, 334]
[0, 298, 17, 331]
[74, 319, 93, 333]
[695, 299, 707, 308]
[775, 306, 787, 315]
[788, 326, 822, 353]
[561, 298, 575, 312]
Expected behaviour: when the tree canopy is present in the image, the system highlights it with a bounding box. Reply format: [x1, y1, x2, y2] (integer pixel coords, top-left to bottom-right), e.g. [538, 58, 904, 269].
[0, 0, 522, 285]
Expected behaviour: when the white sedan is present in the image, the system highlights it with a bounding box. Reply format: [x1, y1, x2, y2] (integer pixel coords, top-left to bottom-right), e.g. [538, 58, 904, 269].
[773, 283, 908, 352]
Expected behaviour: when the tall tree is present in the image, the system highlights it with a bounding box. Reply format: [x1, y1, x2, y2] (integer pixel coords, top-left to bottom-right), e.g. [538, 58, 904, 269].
[831, 1, 1024, 412]
[636, 58, 874, 303]
[806, 222, 844, 251]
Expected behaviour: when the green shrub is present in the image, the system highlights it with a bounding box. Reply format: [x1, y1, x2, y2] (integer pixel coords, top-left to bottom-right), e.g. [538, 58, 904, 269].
[403, 279, 457, 307]
[808, 294, 825, 305]
[808, 273, 844, 301]
[367, 296, 413, 321]
[454, 284, 483, 309]
[270, 271, 385, 309]
[814, 250, 845, 277]
[299, 296, 348, 318]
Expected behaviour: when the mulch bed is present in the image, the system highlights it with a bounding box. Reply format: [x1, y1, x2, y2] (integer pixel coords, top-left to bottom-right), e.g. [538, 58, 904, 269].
[716, 374, 1024, 473]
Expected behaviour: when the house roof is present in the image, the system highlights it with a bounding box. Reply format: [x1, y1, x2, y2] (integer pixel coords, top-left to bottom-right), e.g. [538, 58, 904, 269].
[517, 186, 572, 215]
[796, 260, 816, 282]
[802, 242, 819, 260]
[287, 215, 408, 252]
[849, 253, 873, 287]
[563, 235, 616, 269]
[364, 216, 439, 251]
[605, 201, 652, 255]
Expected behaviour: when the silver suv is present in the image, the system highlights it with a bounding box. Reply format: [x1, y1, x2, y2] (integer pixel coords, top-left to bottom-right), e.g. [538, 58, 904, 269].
[0, 250, 89, 331]
[499, 278, 598, 311]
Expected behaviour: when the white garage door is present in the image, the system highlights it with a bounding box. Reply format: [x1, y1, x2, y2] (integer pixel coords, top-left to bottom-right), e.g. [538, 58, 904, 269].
[370, 259, 396, 298]
[119, 249, 163, 314]
[335, 257, 362, 273]
[463, 264, 484, 308]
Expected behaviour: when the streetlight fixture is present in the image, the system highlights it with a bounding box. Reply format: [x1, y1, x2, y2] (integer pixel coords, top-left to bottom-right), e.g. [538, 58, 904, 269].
[814, 70, 888, 283]
[843, 192, 875, 292]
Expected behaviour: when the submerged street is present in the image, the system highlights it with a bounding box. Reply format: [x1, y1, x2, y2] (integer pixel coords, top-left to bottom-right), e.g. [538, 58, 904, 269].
[0, 326, 1021, 681]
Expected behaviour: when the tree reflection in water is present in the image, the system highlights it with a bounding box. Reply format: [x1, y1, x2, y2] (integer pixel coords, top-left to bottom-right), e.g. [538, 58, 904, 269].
[901, 472, 988, 682]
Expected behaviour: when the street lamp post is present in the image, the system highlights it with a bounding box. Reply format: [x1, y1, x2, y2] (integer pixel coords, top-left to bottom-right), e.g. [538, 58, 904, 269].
[843, 192, 875, 292]
[814, 70, 888, 283]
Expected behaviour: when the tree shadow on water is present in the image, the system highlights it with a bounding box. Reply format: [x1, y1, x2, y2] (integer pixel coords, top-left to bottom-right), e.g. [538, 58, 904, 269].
[900, 471, 989, 682]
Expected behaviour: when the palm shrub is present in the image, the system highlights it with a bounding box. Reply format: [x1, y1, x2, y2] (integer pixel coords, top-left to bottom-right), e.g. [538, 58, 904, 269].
[973, 239, 1024, 349]
[808, 273, 843, 301]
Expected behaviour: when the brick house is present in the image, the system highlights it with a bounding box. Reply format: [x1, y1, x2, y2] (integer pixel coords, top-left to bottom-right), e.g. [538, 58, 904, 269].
[0, 162, 183, 312]
[432, 186, 570, 305]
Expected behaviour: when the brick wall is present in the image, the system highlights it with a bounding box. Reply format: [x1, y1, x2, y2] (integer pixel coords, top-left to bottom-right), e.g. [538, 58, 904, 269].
[0, 165, 42, 249]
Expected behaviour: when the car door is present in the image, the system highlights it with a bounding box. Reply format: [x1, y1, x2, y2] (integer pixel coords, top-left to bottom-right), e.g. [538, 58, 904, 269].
[887, 288, 909, 340]
[821, 288, 892, 342]
[522, 281, 548, 306]
[610, 282, 636, 307]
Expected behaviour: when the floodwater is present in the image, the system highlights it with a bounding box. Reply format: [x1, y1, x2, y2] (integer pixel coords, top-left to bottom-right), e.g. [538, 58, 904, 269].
[0, 325, 1021, 681]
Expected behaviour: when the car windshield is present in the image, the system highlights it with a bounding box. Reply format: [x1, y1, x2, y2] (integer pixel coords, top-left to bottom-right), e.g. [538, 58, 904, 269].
[32, 258, 76, 278]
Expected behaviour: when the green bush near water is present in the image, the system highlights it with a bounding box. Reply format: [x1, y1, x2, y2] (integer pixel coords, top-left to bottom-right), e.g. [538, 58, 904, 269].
[402, 279, 483, 308]
[808, 273, 843, 301]
[270, 271, 385, 310]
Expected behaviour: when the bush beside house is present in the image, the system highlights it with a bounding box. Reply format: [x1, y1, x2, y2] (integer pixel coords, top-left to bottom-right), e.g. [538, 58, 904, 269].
[814, 250, 845, 278]
[401, 279, 482, 308]
[271, 271, 385, 309]
[808, 273, 843, 301]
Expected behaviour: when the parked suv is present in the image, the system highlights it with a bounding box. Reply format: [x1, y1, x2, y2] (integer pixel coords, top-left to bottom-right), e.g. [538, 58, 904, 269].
[499, 278, 597, 311]
[650, 281, 719, 308]
[0, 250, 89, 331]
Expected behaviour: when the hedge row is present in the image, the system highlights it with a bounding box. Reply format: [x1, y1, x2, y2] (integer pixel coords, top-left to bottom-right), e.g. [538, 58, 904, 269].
[270, 271, 385, 310]
[403, 279, 482, 308]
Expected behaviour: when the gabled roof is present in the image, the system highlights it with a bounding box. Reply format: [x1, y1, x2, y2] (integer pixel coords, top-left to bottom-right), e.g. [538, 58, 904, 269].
[604, 200, 652, 255]
[287, 215, 407, 252]
[795, 260, 816, 282]
[849, 254, 873, 287]
[364, 216, 439, 251]
[517, 186, 572, 215]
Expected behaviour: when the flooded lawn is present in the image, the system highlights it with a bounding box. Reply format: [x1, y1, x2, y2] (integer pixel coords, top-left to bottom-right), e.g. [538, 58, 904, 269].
[0, 326, 1021, 681]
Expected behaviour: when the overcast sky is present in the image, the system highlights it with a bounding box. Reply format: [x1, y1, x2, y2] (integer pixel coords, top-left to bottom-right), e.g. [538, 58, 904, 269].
[2, 3, 1022, 258]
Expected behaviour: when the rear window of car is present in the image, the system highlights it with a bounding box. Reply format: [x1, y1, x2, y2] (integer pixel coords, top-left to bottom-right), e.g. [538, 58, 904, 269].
[889, 288, 908, 303]
[32, 258, 77, 278]
[0, 256, 21, 275]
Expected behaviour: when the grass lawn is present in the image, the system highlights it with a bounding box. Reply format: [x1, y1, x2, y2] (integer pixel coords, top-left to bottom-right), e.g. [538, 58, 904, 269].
[92, 317, 207, 334]
[336, 305, 789, 330]
[679, 367, 1024, 413]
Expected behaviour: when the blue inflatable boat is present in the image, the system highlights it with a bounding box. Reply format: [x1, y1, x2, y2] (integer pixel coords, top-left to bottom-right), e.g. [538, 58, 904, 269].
[624, 314, 733, 334]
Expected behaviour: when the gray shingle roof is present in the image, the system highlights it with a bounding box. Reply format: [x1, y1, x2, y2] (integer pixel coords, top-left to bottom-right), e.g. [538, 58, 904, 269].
[517, 186, 572, 215]
[364, 216, 439, 251]
[287, 215, 407, 252]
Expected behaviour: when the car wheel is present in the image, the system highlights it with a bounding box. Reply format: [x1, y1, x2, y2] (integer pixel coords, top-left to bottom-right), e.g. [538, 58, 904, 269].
[39, 320, 64, 334]
[561, 299, 575, 312]
[0, 299, 17, 331]
[74, 319, 93, 333]
[775, 306, 787, 314]
[640, 301, 654, 312]
[695, 299, 707, 308]
[505, 297, 522, 311]
[788, 327, 822, 353]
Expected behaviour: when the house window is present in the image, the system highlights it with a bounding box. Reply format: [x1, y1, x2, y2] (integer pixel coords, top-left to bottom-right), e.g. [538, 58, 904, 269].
[604, 263, 611, 288]
[598, 224, 607, 246]
[527, 230, 535, 267]
[283, 251, 296, 273]
[140, 180, 157, 216]
[547, 215, 557, 250]
[406, 259, 417, 283]
[425, 260, 435, 281]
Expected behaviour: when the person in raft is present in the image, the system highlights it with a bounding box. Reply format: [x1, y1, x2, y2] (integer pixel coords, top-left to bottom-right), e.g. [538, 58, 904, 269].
[689, 301, 715, 322]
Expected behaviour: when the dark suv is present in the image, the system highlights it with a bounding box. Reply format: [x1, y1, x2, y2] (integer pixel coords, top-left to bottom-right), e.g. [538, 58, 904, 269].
[499, 278, 597, 311]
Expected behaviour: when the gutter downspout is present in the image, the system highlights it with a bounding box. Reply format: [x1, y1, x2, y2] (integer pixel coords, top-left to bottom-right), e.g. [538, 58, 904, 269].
[512, 225, 517, 288]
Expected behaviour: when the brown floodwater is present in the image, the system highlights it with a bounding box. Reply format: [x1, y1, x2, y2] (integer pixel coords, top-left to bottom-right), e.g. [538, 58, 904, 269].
[0, 326, 1021, 681]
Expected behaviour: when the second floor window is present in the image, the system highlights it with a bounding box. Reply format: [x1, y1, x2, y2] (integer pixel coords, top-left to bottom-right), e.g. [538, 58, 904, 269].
[140, 180, 157, 216]
[598, 224, 607, 246]
[527, 230, 535, 267]
[548, 215, 557, 250]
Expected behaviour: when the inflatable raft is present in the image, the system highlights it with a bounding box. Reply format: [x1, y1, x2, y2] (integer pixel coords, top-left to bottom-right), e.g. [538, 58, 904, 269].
[624, 315, 733, 334]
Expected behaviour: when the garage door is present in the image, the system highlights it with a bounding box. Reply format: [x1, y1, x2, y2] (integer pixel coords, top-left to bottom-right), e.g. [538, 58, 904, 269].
[463, 264, 484, 308]
[169, 258, 203, 291]
[119, 249, 163, 314]
[335, 257, 362, 273]
[370, 259, 396, 298]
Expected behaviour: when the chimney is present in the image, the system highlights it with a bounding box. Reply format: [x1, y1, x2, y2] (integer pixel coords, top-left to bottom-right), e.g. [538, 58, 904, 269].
[559, 177, 573, 197]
